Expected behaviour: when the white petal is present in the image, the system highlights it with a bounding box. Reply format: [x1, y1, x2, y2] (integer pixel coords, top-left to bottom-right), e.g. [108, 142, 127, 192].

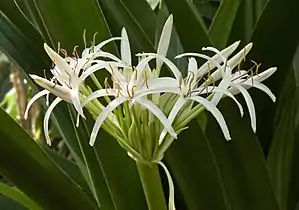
[44, 97, 62, 146]
[211, 88, 244, 117]
[176, 41, 240, 78]
[44, 43, 72, 73]
[252, 67, 277, 82]
[157, 15, 173, 72]
[90, 97, 128, 146]
[121, 28, 132, 66]
[202, 46, 227, 67]
[157, 161, 176, 210]
[80, 62, 108, 81]
[159, 97, 185, 144]
[93, 51, 123, 63]
[70, 89, 85, 118]
[137, 54, 181, 80]
[211, 69, 232, 105]
[94, 37, 123, 51]
[177, 52, 225, 77]
[190, 95, 231, 140]
[227, 43, 253, 69]
[134, 87, 180, 105]
[30, 74, 72, 102]
[136, 97, 177, 138]
[147, 77, 179, 89]
[81, 89, 116, 108]
[233, 84, 256, 132]
[24, 89, 50, 119]
[243, 82, 276, 102]
[188, 57, 198, 75]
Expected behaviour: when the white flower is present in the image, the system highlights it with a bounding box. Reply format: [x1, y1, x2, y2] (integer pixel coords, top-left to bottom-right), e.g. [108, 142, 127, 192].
[224, 66, 277, 132]
[25, 42, 120, 145]
[81, 27, 177, 146]
[135, 41, 245, 143]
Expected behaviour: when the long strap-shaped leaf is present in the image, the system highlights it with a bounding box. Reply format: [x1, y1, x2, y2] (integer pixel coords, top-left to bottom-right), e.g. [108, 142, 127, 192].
[0, 107, 96, 209]
[164, 0, 212, 51]
[0, 182, 41, 210]
[209, 0, 243, 48]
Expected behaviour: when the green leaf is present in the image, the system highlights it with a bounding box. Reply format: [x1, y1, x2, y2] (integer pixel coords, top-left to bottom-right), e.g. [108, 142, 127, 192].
[0, 8, 91, 182]
[0, 183, 41, 210]
[0, 107, 96, 209]
[165, 120, 229, 210]
[43, 147, 90, 194]
[209, 0, 243, 48]
[205, 99, 279, 210]
[25, 0, 116, 53]
[247, 0, 299, 148]
[97, 0, 156, 54]
[67, 105, 115, 209]
[267, 61, 299, 210]
[164, 0, 212, 52]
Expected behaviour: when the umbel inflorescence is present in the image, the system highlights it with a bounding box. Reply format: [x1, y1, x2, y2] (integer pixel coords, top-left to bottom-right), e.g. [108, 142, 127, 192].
[25, 15, 276, 209]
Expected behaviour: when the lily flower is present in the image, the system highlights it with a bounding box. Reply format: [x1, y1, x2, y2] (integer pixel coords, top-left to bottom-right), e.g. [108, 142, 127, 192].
[224, 66, 277, 132]
[81, 27, 177, 146]
[24, 42, 121, 145]
[135, 41, 247, 143]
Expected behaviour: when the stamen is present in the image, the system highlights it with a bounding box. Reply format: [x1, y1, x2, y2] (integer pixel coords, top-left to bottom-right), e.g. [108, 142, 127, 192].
[179, 74, 183, 90]
[64, 71, 72, 88]
[83, 29, 87, 49]
[72, 45, 79, 59]
[60, 48, 68, 58]
[237, 46, 247, 72]
[251, 60, 261, 76]
[57, 42, 61, 54]
[144, 70, 149, 89]
[187, 71, 195, 96]
[104, 77, 109, 93]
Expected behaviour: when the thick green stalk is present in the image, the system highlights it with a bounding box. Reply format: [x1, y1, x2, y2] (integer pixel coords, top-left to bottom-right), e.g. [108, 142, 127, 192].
[136, 161, 167, 210]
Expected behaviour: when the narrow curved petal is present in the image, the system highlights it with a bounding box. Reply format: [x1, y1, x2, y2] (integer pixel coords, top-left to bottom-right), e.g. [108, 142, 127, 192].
[159, 97, 186, 144]
[44, 43, 72, 73]
[190, 95, 231, 140]
[136, 97, 177, 139]
[80, 62, 108, 81]
[188, 57, 198, 75]
[121, 28, 132, 66]
[81, 89, 116, 108]
[176, 52, 225, 77]
[158, 161, 176, 210]
[227, 43, 253, 68]
[136, 54, 181, 80]
[211, 69, 232, 105]
[44, 97, 62, 146]
[210, 89, 244, 117]
[233, 84, 256, 132]
[90, 96, 128, 146]
[252, 67, 277, 82]
[24, 89, 49, 119]
[93, 51, 123, 63]
[70, 89, 85, 118]
[94, 37, 122, 51]
[202, 46, 227, 67]
[30, 74, 72, 102]
[243, 82, 276, 102]
[157, 15, 173, 72]
[176, 41, 240, 78]
[147, 77, 179, 89]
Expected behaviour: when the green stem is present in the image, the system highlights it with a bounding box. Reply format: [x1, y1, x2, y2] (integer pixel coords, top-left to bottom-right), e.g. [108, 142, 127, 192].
[136, 161, 167, 210]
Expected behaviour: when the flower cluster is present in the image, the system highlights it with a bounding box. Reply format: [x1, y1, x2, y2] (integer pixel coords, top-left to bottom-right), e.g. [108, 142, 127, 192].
[25, 15, 276, 209]
[25, 14, 277, 159]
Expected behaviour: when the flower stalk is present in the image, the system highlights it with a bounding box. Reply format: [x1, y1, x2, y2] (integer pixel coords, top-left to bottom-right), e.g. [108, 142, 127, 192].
[136, 161, 167, 210]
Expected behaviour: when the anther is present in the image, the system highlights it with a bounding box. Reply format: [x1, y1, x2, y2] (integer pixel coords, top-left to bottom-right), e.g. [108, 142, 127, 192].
[83, 29, 87, 49]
